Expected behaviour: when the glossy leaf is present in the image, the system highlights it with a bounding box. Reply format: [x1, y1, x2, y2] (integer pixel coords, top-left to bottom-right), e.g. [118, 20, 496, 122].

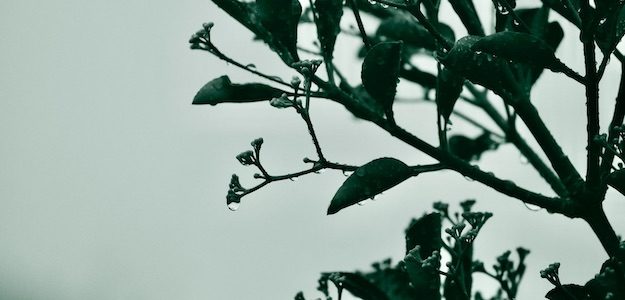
[257, 0, 302, 63]
[438, 36, 520, 98]
[327, 157, 412, 214]
[376, 16, 455, 51]
[472, 32, 565, 73]
[313, 0, 343, 59]
[436, 67, 464, 122]
[193, 75, 284, 105]
[545, 284, 589, 300]
[584, 245, 625, 299]
[607, 168, 625, 195]
[211, 0, 300, 64]
[448, 133, 497, 161]
[596, 5, 625, 54]
[364, 260, 418, 300]
[541, 0, 581, 26]
[404, 213, 442, 256]
[361, 42, 402, 112]
[447, 0, 485, 36]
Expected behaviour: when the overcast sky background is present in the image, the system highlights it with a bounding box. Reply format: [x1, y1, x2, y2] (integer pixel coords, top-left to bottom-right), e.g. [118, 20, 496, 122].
[1, 0, 625, 299]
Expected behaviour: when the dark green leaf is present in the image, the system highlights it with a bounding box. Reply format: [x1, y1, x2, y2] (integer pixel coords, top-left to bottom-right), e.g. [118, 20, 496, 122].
[257, 0, 302, 63]
[404, 247, 441, 299]
[607, 168, 625, 195]
[421, 0, 442, 20]
[545, 284, 589, 300]
[327, 157, 412, 214]
[541, 0, 581, 26]
[448, 133, 497, 161]
[193, 75, 284, 105]
[364, 260, 417, 300]
[436, 67, 464, 122]
[313, 0, 343, 59]
[376, 16, 455, 51]
[447, 0, 485, 36]
[527, 22, 564, 85]
[211, 0, 300, 64]
[438, 36, 520, 98]
[597, 4, 625, 55]
[472, 32, 566, 73]
[361, 42, 402, 112]
[405, 213, 442, 256]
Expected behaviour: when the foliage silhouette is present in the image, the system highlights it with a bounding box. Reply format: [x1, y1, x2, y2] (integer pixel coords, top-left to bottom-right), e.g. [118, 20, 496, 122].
[189, 0, 625, 298]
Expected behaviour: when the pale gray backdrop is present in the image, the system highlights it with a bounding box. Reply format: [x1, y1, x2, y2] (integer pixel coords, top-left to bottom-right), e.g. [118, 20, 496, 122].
[1, 0, 624, 299]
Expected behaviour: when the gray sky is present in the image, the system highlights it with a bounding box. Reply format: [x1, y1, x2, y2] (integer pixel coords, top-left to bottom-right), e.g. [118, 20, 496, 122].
[1, 0, 624, 299]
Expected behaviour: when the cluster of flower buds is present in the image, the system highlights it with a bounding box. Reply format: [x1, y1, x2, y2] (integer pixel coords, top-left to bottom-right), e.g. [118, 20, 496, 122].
[540, 262, 561, 286]
[403, 246, 442, 275]
[471, 260, 486, 273]
[291, 59, 323, 77]
[460, 199, 477, 212]
[236, 150, 256, 166]
[251, 137, 264, 153]
[188, 22, 214, 50]
[494, 250, 514, 274]
[432, 201, 450, 216]
[462, 211, 493, 229]
[227, 174, 246, 211]
[290, 76, 302, 89]
[445, 223, 467, 240]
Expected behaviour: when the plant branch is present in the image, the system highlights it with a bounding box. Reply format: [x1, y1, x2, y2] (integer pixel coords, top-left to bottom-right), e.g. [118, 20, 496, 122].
[310, 76, 576, 216]
[193, 38, 296, 90]
[583, 204, 619, 257]
[466, 84, 569, 197]
[506, 94, 584, 194]
[581, 9, 601, 189]
[405, 4, 454, 50]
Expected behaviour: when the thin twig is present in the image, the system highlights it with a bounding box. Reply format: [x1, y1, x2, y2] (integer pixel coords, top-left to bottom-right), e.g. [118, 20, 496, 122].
[346, 0, 372, 50]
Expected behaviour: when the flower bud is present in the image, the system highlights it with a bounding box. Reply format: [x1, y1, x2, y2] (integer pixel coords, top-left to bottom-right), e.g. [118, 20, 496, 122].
[236, 150, 255, 165]
[270, 93, 293, 108]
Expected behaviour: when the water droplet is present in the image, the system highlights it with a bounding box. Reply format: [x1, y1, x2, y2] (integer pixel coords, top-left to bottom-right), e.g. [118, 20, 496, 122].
[380, 3, 389, 8]
[370, 195, 377, 201]
[599, 18, 607, 26]
[445, 123, 453, 131]
[522, 202, 542, 211]
[358, 199, 368, 206]
[227, 202, 240, 211]
[290, 177, 299, 182]
[519, 154, 529, 165]
[317, 169, 326, 174]
[512, 19, 520, 26]
[496, 3, 509, 15]
[246, 63, 256, 70]
[342, 170, 354, 177]
[463, 176, 474, 182]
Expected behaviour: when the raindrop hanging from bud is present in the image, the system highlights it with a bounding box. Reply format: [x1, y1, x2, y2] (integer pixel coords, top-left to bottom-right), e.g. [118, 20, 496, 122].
[227, 201, 240, 211]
